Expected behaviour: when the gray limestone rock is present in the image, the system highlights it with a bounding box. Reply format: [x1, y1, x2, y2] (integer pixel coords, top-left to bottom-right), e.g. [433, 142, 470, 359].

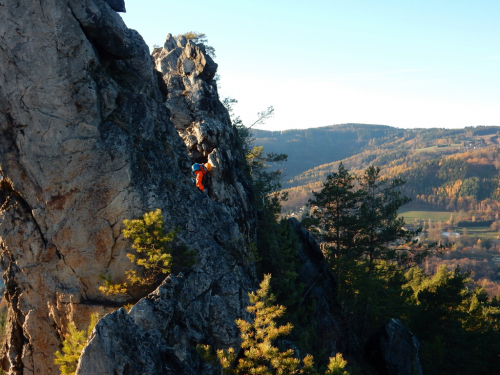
[164, 33, 178, 52]
[0, 1, 345, 375]
[154, 37, 224, 164]
[69, 0, 138, 59]
[365, 318, 423, 375]
[76, 274, 244, 375]
[0, 0, 256, 374]
[154, 34, 253, 229]
[104, 0, 126, 12]
[76, 218, 341, 375]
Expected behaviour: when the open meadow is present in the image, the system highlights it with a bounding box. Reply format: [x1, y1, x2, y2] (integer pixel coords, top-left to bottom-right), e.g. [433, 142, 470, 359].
[399, 209, 452, 223]
[399, 209, 499, 239]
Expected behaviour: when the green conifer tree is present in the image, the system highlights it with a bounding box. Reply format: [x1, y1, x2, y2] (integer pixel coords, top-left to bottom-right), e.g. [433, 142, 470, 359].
[122, 209, 178, 286]
[99, 209, 190, 297]
[199, 274, 352, 375]
[304, 163, 361, 290]
[404, 265, 500, 375]
[54, 313, 99, 375]
[304, 164, 427, 353]
[357, 166, 415, 274]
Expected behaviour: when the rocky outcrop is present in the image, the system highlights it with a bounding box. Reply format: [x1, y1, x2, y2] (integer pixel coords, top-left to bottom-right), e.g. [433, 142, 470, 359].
[153, 34, 221, 162]
[104, 0, 126, 12]
[77, 271, 248, 375]
[365, 319, 423, 375]
[73, 216, 340, 375]
[152, 34, 252, 220]
[0, 0, 256, 374]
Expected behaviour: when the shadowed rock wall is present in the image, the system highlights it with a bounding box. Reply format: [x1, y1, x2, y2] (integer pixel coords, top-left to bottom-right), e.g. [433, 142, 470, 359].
[365, 319, 423, 375]
[0, 1, 256, 374]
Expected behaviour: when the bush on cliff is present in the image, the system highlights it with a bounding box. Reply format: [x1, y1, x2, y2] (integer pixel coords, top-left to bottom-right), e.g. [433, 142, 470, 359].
[175, 31, 216, 58]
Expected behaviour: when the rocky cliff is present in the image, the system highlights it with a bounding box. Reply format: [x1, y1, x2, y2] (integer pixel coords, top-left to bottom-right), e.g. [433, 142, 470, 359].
[0, 1, 425, 375]
[0, 0, 257, 374]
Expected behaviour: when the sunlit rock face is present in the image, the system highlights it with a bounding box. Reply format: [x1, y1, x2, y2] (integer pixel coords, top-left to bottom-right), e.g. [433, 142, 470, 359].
[0, 0, 256, 374]
[154, 33, 221, 162]
[153, 34, 253, 220]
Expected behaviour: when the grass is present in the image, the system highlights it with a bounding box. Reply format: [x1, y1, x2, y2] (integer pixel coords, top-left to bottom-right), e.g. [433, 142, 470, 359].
[460, 227, 498, 240]
[399, 209, 452, 223]
[414, 146, 438, 153]
[399, 209, 499, 240]
[414, 145, 460, 153]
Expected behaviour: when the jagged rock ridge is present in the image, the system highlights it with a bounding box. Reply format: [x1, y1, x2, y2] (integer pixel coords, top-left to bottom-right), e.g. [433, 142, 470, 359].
[0, 0, 256, 374]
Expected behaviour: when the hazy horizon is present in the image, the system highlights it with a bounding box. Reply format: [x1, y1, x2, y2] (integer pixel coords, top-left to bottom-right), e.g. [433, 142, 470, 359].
[252, 122, 500, 133]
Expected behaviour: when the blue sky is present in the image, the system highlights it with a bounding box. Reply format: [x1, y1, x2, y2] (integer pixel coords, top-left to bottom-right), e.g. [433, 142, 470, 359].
[120, 0, 500, 131]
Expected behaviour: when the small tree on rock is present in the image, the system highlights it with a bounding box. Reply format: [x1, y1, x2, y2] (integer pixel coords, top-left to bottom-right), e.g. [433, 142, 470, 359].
[99, 209, 190, 298]
[199, 274, 352, 375]
[176, 31, 216, 58]
[54, 313, 99, 375]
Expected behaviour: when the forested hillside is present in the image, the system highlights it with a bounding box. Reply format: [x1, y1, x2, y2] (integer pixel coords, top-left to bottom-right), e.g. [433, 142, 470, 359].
[254, 124, 500, 214]
[252, 124, 405, 178]
[255, 124, 500, 297]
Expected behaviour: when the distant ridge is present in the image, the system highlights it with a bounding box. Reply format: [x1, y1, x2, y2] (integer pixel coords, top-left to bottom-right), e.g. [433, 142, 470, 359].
[252, 123, 408, 178]
[252, 125, 500, 213]
[253, 124, 500, 181]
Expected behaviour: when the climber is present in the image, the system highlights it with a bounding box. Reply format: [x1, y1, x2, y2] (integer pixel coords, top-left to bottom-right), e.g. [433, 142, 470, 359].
[192, 162, 212, 193]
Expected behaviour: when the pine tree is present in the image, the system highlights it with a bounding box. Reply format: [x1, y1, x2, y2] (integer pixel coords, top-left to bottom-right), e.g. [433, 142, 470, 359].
[404, 265, 500, 375]
[303, 164, 427, 354]
[324, 353, 351, 375]
[122, 209, 178, 286]
[54, 313, 99, 375]
[357, 166, 414, 275]
[304, 163, 361, 284]
[99, 209, 188, 297]
[199, 274, 352, 375]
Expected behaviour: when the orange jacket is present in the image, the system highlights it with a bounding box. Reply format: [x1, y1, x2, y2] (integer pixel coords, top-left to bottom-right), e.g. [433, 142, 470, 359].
[194, 164, 208, 192]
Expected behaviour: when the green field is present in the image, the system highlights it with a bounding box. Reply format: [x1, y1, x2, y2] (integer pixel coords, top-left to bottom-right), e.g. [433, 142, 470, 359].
[462, 227, 498, 240]
[414, 145, 460, 153]
[399, 210, 498, 240]
[399, 210, 452, 223]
